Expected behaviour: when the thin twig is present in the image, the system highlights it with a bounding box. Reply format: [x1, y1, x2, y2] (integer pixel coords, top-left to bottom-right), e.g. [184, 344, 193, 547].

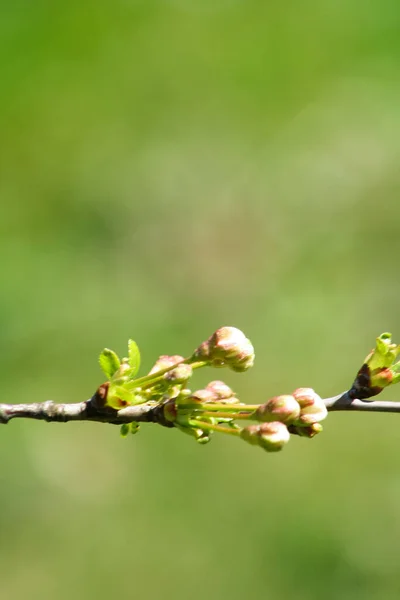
[0, 399, 162, 426]
[324, 392, 400, 413]
[1, 391, 400, 427]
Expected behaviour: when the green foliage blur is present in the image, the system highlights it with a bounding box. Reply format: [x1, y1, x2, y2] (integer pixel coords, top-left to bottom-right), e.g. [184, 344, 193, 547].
[1, 1, 400, 598]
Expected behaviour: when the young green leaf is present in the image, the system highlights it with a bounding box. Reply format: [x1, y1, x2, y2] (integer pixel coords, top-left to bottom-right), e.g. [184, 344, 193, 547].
[120, 422, 140, 437]
[99, 348, 121, 379]
[120, 423, 130, 437]
[130, 422, 140, 435]
[128, 339, 141, 377]
[109, 385, 135, 405]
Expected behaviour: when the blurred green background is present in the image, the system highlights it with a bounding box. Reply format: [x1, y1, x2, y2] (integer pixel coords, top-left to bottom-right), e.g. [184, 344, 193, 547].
[1, 1, 400, 599]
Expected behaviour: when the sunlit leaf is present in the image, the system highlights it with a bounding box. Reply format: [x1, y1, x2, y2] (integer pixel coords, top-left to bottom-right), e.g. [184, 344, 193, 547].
[99, 348, 121, 379]
[128, 339, 141, 377]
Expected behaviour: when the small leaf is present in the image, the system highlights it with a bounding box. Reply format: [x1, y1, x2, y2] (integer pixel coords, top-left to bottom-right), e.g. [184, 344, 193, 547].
[128, 339, 141, 377]
[110, 385, 135, 405]
[99, 348, 121, 379]
[366, 333, 400, 371]
[130, 422, 140, 435]
[120, 424, 130, 437]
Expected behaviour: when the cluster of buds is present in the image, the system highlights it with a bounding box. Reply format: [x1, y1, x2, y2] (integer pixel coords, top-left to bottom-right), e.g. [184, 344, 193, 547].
[239, 388, 327, 452]
[146, 355, 193, 401]
[96, 328, 328, 452]
[168, 382, 327, 453]
[192, 327, 255, 372]
[91, 328, 400, 454]
[254, 388, 327, 426]
[183, 380, 237, 406]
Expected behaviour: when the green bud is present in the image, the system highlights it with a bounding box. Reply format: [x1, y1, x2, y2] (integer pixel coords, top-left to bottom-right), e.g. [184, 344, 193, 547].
[196, 434, 211, 445]
[255, 395, 300, 424]
[130, 422, 140, 435]
[120, 423, 130, 437]
[175, 388, 192, 404]
[357, 333, 400, 395]
[120, 422, 140, 437]
[114, 362, 132, 377]
[364, 333, 399, 371]
[176, 423, 211, 444]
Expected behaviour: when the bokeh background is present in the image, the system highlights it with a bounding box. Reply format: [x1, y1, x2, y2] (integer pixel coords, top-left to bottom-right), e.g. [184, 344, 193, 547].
[1, 1, 400, 599]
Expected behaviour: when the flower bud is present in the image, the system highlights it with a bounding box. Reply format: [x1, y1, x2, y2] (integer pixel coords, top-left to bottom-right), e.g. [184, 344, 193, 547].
[205, 380, 235, 403]
[255, 395, 300, 424]
[115, 361, 132, 377]
[258, 422, 290, 452]
[290, 423, 323, 438]
[292, 388, 317, 408]
[240, 422, 290, 452]
[230, 351, 255, 372]
[164, 364, 193, 384]
[292, 388, 328, 424]
[211, 327, 255, 368]
[189, 389, 215, 404]
[194, 327, 255, 372]
[193, 341, 211, 361]
[148, 355, 184, 375]
[240, 424, 260, 446]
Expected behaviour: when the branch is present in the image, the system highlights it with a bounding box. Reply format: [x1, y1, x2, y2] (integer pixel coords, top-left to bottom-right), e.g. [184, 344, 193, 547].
[0, 398, 170, 427]
[324, 392, 400, 413]
[2, 327, 400, 453]
[1, 392, 400, 428]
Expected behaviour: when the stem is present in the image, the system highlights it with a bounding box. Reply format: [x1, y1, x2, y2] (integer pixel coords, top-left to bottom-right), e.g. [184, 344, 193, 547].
[2, 391, 400, 429]
[194, 411, 253, 420]
[125, 359, 207, 391]
[189, 418, 241, 436]
[324, 392, 400, 413]
[179, 403, 258, 413]
[0, 400, 158, 425]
